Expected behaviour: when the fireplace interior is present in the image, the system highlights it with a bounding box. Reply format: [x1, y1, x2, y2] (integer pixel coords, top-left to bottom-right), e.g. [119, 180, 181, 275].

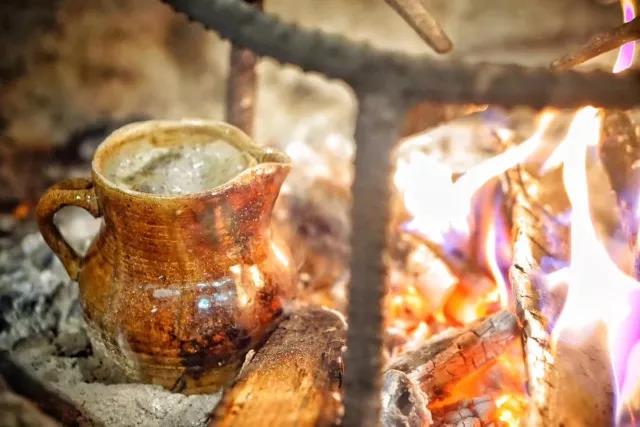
[1, 0, 640, 426]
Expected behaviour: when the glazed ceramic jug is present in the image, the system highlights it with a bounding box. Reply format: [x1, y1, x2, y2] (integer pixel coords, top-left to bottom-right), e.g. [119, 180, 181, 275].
[36, 120, 295, 393]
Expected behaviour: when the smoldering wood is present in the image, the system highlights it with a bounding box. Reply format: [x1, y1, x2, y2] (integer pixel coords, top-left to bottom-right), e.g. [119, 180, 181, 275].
[383, 0, 452, 53]
[164, 0, 640, 109]
[506, 167, 614, 426]
[210, 307, 345, 427]
[430, 396, 495, 427]
[387, 310, 519, 401]
[342, 94, 402, 427]
[0, 352, 95, 427]
[381, 369, 431, 427]
[599, 109, 640, 278]
[551, 17, 640, 70]
[225, 0, 262, 136]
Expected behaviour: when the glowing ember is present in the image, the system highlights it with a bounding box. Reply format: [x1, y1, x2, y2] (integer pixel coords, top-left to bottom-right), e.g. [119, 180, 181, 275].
[613, 0, 637, 73]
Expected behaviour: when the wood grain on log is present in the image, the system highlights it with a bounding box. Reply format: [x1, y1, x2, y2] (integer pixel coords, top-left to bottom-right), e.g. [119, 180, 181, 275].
[506, 167, 614, 426]
[387, 310, 518, 401]
[210, 307, 346, 427]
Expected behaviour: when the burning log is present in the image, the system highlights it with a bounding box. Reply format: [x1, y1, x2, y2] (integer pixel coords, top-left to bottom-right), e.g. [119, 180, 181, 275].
[387, 310, 518, 401]
[551, 17, 640, 70]
[382, 311, 518, 426]
[383, 0, 452, 53]
[430, 396, 496, 427]
[210, 307, 345, 427]
[599, 109, 640, 278]
[507, 166, 615, 426]
[382, 370, 431, 427]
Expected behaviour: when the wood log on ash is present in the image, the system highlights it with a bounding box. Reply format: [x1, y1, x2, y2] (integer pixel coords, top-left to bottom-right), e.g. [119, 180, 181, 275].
[387, 310, 518, 401]
[210, 307, 346, 427]
[507, 167, 614, 426]
[0, 352, 95, 427]
[551, 17, 640, 70]
[599, 109, 640, 278]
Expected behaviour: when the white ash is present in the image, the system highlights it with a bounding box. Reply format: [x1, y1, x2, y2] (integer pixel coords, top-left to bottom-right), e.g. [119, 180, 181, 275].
[0, 213, 220, 426]
[108, 140, 256, 195]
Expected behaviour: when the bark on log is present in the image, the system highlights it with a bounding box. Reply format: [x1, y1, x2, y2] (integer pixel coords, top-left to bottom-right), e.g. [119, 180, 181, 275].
[599, 109, 640, 278]
[163, 0, 640, 109]
[551, 17, 640, 70]
[210, 307, 346, 427]
[387, 310, 518, 401]
[507, 167, 614, 426]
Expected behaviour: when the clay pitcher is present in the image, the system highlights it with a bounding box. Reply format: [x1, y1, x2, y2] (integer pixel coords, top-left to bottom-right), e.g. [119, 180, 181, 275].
[36, 120, 295, 393]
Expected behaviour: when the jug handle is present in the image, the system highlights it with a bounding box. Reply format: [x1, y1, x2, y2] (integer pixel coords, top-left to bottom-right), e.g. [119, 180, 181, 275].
[36, 178, 102, 280]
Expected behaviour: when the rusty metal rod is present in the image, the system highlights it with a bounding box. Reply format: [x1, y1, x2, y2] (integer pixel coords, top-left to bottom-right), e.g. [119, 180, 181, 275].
[225, 0, 262, 136]
[343, 93, 401, 426]
[551, 16, 640, 70]
[164, 0, 640, 109]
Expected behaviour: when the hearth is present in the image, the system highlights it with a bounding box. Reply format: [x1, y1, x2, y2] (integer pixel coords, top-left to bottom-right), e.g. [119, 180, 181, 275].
[2, 1, 640, 426]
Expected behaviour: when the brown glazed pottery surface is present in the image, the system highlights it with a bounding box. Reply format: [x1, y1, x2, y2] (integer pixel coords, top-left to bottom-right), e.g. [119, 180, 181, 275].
[36, 120, 295, 393]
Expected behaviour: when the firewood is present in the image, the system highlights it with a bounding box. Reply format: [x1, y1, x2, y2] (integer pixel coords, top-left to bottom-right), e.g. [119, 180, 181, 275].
[0, 352, 94, 426]
[0, 379, 61, 427]
[383, 0, 452, 53]
[210, 306, 346, 427]
[387, 310, 518, 401]
[599, 109, 640, 278]
[430, 396, 495, 427]
[551, 17, 640, 70]
[507, 167, 614, 426]
[381, 369, 431, 427]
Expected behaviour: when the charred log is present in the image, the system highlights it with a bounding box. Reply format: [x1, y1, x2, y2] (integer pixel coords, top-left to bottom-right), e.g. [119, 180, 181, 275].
[381, 369, 431, 427]
[430, 396, 496, 427]
[387, 310, 518, 401]
[210, 307, 346, 427]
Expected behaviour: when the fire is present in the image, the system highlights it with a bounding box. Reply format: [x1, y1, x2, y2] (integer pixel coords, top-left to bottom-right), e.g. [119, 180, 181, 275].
[548, 106, 640, 418]
[395, 112, 554, 246]
[613, 0, 637, 73]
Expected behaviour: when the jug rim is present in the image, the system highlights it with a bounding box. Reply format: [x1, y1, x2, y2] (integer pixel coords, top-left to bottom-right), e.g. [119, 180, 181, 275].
[92, 119, 291, 200]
